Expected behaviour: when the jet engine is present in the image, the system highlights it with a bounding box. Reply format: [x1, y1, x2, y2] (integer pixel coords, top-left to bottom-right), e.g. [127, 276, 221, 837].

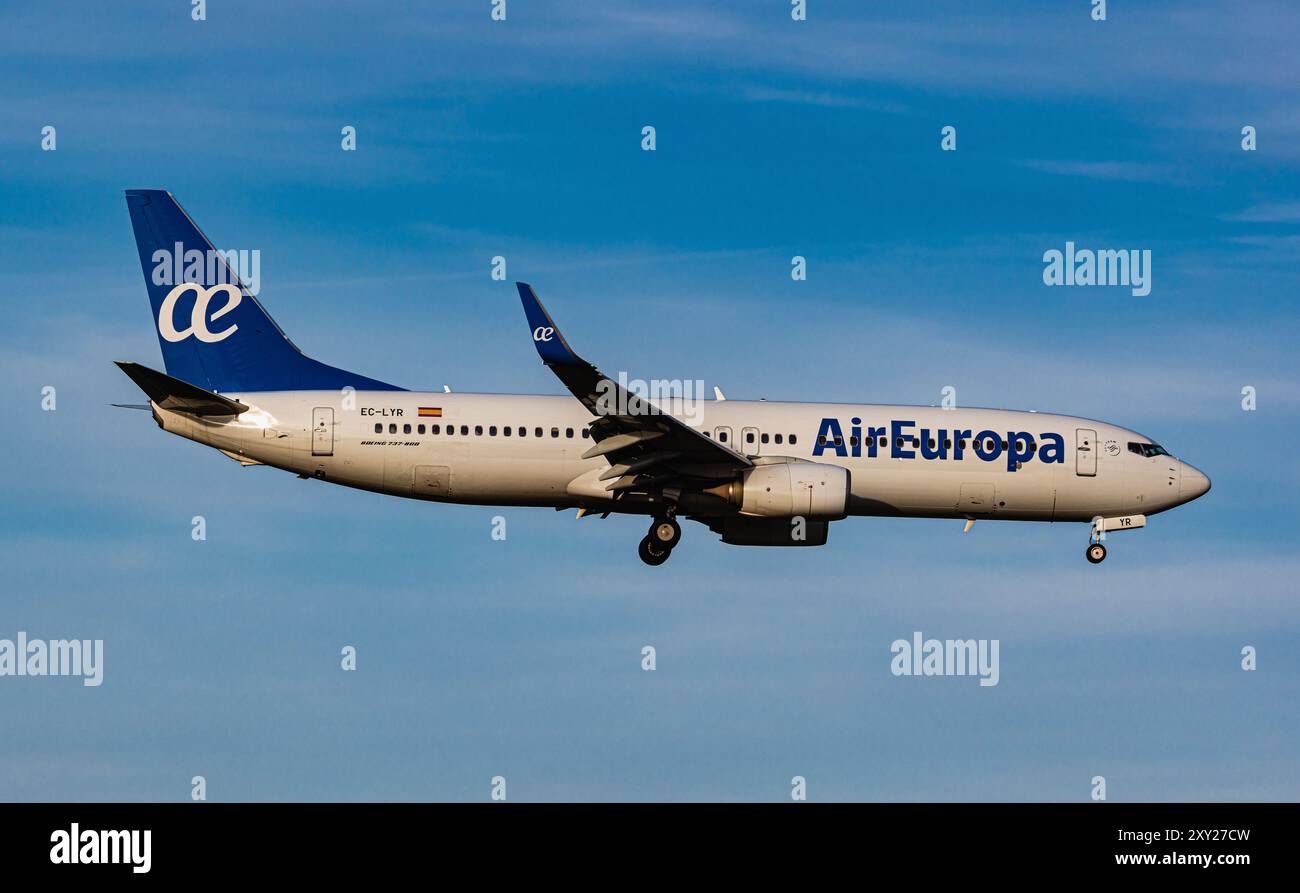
[707, 460, 850, 519]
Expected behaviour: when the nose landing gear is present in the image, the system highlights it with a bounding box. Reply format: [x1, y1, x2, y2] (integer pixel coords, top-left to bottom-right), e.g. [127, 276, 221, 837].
[1086, 515, 1113, 564]
[1084, 514, 1145, 563]
[638, 513, 682, 566]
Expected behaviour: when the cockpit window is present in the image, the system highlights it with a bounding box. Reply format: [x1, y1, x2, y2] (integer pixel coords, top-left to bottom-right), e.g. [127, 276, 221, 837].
[1128, 441, 1171, 458]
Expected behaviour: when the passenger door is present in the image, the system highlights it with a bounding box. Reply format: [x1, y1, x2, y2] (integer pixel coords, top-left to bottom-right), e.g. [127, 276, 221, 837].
[1075, 428, 1097, 476]
[312, 407, 334, 456]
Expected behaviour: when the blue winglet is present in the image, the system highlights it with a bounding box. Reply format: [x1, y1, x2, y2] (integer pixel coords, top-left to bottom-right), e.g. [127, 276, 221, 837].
[517, 282, 584, 367]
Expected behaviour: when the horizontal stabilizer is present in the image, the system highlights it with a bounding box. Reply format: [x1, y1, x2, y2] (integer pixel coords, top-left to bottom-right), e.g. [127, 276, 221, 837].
[114, 361, 248, 416]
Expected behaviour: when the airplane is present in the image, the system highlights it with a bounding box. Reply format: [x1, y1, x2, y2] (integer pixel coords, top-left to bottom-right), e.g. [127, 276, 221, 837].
[116, 190, 1210, 566]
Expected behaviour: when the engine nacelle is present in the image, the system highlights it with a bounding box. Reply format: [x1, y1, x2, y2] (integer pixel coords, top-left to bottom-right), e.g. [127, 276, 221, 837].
[709, 460, 850, 519]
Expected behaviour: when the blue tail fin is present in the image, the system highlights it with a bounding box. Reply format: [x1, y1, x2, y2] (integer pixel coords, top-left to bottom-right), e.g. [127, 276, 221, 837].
[124, 189, 402, 393]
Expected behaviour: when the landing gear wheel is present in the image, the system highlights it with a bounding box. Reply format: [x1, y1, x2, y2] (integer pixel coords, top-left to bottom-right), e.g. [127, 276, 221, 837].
[650, 517, 681, 549]
[639, 535, 671, 566]
[1086, 543, 1107, 564]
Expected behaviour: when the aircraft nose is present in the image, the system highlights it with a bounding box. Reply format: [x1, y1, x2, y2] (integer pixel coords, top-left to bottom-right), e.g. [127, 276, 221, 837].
[1179, 463, 1211, 502]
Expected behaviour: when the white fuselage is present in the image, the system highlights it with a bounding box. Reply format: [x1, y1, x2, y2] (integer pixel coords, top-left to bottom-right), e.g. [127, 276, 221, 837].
[150, 390, 1205, 524]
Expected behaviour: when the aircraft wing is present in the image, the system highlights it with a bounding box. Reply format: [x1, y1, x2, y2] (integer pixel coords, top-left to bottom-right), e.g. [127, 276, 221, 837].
[517, 282, 751, 493]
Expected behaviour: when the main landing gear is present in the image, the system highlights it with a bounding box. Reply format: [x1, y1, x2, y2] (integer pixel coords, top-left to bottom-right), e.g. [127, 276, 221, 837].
[638, 513, 682, 566]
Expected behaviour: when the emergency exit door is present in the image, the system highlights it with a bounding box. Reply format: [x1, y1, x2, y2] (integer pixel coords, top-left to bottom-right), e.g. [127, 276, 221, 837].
[1075, 428, 1097, 476]
[312, 407, 334, 456]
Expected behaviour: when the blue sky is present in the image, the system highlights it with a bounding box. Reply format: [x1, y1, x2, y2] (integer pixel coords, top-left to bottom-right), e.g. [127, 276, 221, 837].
[1, 0, 1297, 801]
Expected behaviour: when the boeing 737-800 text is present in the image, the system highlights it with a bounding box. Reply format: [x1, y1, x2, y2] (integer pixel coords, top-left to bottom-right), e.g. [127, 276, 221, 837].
[117, 191, 1210, 565]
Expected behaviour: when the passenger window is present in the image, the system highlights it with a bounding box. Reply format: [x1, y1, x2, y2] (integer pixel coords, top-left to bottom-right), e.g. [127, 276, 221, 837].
[374, 423, 382, 434]
[518, 426, 525, 437]
[927, 438, 935, 449]
[789, 434, 796, 445]
[849, 436, 859, 447]
[746, 432, 755, 444]
[566, 428, 574, 438]
[761, 433, 769, 444]
[535, 427, 543, 438]
[834, 436, 843, 447]
[774, 434, 783, 444]
[581, 429, 590, 439]
[388, 423, 397, 434]
[551, 427, 559, 438]
[460, 425, 468, 435]
[489, 426, 497, 436]
[819, 435, 827, 446]
[403, 424, 411, 434]
[719, 431, 728, 443]
[943, 438, 951, 449]
[418, 424, 425, 435]
[432, 425, 440, 435]
[475, 425, 483, 436]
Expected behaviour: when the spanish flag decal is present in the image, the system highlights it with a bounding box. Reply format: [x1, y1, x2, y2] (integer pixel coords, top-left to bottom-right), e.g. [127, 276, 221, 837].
[418, 407, 443, 417]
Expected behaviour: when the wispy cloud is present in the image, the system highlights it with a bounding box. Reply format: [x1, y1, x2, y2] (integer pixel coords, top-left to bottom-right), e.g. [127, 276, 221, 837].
[1017, 159, 1177, 183]
[741, 86, 908, 113]
[1224, 201, 1300, 223]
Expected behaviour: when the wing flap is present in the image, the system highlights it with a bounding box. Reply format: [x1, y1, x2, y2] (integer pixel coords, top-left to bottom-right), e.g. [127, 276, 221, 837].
[580, 430, 666, 459]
